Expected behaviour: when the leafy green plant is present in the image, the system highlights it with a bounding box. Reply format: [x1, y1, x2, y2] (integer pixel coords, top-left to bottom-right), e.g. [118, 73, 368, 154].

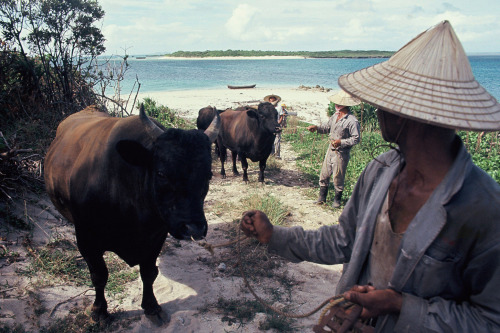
[138, 98, 194, 129]
[459, 131, 500, 183]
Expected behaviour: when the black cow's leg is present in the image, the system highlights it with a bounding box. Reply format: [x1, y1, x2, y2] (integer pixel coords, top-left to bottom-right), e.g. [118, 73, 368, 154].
[231, 150, 239, 175]
[218, 140, 227, 178]
[258, 158, 267, 182]
[81, 251, 109, 322]
[241, 155, 249, 182]
[139, 260, 170, 326]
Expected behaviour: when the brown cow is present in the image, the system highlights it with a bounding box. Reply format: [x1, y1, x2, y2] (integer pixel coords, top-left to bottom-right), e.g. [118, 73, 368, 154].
[216, 102, 279, 182]
[44, 105, 219, 325]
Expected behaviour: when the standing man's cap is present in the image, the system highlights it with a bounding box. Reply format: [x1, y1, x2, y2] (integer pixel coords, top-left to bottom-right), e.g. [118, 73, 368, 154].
[338, 20, 500, 131]
[328, 90, 362, 106]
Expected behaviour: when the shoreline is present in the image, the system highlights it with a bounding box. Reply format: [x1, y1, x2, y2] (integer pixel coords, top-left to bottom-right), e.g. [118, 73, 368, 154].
[154, 55, 306, 61]
[136, 85, 336, 125]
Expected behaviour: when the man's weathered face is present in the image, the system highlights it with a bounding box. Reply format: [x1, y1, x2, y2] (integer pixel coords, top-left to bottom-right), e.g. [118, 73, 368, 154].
[335, 104, 348, 112]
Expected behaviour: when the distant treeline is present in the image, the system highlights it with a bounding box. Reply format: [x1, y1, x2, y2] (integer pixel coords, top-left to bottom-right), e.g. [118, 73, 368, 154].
[166, 50, 394, 58]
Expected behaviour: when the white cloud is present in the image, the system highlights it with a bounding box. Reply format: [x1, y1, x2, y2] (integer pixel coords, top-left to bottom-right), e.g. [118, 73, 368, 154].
[96, 0, 500, 54]
[225, 4, 260, 41]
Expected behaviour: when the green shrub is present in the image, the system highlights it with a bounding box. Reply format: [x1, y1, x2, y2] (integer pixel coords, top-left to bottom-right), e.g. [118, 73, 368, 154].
[138, 98, 194, 129]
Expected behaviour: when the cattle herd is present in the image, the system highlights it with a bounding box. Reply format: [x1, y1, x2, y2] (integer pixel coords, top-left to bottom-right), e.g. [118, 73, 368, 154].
[43, 102, 279, 325]
[197, 102, 280, 183]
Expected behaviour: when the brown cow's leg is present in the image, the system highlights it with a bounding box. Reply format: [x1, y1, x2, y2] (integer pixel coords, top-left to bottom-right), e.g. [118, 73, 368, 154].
[82, 252, 109, 322]
[140, 261, 170, 326]
[240, 155, 249, 182]
[258, 159, 267, 182]
[231, 150, 239, 175]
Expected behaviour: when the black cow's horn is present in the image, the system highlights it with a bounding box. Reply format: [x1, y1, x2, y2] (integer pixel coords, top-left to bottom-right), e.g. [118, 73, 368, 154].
[139, 104, 164, 139]
[204, 110, 220, 143]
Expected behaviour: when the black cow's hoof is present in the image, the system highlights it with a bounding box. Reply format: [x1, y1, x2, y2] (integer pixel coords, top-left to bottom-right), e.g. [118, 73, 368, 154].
[86, 305, 110, 324]
[145, 309, 170, 327]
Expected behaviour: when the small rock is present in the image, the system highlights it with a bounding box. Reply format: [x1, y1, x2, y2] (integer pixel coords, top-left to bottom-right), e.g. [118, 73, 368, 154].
[217, 263, 226, 272]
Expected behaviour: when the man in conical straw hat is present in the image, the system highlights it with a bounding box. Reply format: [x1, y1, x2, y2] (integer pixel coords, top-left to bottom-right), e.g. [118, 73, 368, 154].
[307, 89, 362, 208]
[240, 21, 500, 332]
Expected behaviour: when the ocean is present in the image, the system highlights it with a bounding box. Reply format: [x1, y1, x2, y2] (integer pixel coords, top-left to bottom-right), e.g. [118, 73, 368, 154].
[114, 55, 500, 100]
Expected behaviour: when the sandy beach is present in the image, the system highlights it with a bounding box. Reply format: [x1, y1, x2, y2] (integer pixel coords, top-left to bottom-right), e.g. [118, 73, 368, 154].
[137, 85, 336, 125]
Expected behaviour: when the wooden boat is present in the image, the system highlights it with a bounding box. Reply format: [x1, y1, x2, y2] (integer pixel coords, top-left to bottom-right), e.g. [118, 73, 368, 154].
[227, 84, 256, 89]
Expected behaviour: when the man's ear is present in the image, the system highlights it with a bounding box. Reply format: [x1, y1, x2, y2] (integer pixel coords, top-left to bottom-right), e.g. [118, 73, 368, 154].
[116, 140, 152, 166]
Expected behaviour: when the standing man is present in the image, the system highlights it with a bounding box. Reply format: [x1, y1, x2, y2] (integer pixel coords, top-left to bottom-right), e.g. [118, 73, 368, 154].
[240, 21, 500, 332]
[307, 90, 361, 208]
[273, 103, 288, 159]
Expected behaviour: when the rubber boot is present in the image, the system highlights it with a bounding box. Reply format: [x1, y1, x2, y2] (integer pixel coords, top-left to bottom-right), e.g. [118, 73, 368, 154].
[332, 191, 343, 208]
[314, 186, 328, 205]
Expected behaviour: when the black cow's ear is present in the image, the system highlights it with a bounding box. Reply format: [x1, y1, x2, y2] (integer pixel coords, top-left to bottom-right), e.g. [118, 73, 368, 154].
[246, 110, 258, 119]
[116, 140, 152, 166]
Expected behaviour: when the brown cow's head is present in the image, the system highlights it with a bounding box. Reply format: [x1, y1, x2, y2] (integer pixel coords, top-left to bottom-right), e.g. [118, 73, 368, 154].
[116, 105, 220, 240]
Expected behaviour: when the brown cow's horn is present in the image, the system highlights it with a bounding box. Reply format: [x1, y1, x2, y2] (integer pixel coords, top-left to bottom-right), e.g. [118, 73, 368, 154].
[204, 110, 220, 143]
[139, 104, 164, 139]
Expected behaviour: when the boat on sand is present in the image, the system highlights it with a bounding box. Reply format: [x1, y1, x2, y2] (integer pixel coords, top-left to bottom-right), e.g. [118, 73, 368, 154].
[227, 84, 256, 89]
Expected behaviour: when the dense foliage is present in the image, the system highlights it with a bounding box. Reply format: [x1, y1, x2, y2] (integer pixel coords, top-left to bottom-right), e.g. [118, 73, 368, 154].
[0, 0, 135, 202]
[167, 50, 394, 58]
[459, 131, 500, 183]
[0, 0, 106, 117]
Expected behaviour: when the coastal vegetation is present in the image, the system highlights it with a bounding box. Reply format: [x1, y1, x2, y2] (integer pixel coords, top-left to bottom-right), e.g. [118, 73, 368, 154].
[166, 49, 394, 58]
[282, 103, 499, 206]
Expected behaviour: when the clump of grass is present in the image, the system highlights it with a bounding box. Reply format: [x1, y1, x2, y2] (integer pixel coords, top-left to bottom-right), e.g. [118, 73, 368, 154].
[265, 156, 283, 172]
[259, 314, 297, 332]
[23, 243, 139, 300]
[0, 323, 26, 333]
[0, 206, 33, 231]
[241, 192, 289, 226]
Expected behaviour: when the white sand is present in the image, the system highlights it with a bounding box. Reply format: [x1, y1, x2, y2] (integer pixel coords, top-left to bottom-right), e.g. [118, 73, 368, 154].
[137, 86, 336, 126]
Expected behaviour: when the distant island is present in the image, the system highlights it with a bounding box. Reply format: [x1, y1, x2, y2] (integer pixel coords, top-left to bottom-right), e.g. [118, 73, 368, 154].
[163, 50, 394, 59]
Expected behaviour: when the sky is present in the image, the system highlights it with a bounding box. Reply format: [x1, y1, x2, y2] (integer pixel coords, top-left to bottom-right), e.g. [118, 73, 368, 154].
[98, 0, 500, 56]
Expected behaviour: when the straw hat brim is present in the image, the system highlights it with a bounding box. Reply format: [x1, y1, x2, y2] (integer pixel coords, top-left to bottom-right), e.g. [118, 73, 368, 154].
[263, 94, 281, 104]
[328, 90, 361, 106]
[338, 21, 500, 132]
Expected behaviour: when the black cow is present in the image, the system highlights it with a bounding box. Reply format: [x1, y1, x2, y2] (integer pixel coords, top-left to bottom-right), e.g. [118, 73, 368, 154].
[197, 106, 222, 156]
[44, 104, 220, 325]
[216, 102, 279, 182]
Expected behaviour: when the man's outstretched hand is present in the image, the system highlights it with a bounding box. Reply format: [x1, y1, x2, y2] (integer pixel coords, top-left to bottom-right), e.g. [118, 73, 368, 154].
[240, 210, 274, 244]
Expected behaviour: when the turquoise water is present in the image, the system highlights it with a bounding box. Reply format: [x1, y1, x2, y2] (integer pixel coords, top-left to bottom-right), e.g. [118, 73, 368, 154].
[115, 56, 500, 100]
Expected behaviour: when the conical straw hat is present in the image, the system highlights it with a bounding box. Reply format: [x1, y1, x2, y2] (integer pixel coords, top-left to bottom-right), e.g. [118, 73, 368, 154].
[328, 89, 361, 106]
[263, 94, 281, 105]
[338, 20, 500, 131]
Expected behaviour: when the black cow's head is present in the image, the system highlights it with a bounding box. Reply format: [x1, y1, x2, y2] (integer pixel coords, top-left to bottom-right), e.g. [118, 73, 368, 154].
[247, 102, 279, 134]
[116, 105, 220, 240]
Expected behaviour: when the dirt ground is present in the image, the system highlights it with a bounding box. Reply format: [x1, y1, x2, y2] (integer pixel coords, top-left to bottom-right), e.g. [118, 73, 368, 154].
[0, 139, 345, 332]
